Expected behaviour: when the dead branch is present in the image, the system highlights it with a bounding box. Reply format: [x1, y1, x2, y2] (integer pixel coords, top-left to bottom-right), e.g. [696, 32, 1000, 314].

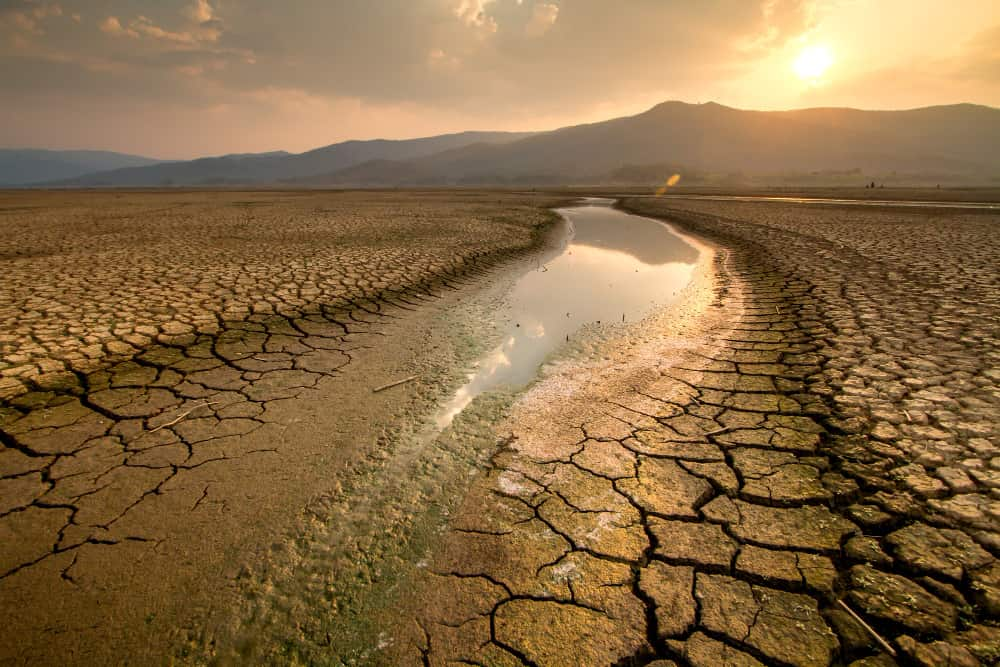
[141, 401, 221, 437]
[837, 599, 897, 657]
[373, 375, 419, 393]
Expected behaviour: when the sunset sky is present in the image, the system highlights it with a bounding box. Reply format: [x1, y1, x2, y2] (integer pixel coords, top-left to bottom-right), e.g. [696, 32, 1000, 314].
[2, 0, 998, 158]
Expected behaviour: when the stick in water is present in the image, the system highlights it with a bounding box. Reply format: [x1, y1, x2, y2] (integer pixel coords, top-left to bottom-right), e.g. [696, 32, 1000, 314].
[837, 599, 897, 657]
[373, 375, 419, 393]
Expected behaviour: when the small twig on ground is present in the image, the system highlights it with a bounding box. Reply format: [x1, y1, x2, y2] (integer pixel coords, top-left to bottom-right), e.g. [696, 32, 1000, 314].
[144, 401, 221, 436]
[837, 599, 897, 657]
[373, 375, 419, 393]
[703, 425, 734, 437]
[902, 409, 912, 422]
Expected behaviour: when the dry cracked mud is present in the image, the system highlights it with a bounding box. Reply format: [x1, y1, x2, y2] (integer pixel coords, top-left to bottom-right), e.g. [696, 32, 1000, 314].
[0, 189, 565, 664]
[2, 191, 998, 666]
[390, 197, 999, 666]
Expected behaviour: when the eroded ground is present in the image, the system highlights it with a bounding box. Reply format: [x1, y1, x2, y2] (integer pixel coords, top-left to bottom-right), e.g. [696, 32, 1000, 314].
[0, 190, 562, 663]
[394, 198, 999, 666]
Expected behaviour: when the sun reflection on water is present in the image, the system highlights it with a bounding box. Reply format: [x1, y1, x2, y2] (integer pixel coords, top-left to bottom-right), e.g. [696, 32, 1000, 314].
[433, 200, 698, 430]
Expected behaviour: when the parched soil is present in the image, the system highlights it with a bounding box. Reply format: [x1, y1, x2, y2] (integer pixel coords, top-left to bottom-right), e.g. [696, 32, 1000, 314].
[395, 198, 999, 666]
[3, 191, 998, 666]
[0, 189, 561, 401]
[0, 189, 563, 664]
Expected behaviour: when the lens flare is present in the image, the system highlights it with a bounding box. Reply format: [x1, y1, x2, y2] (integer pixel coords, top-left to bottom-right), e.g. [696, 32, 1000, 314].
[655, 173, 681, 195]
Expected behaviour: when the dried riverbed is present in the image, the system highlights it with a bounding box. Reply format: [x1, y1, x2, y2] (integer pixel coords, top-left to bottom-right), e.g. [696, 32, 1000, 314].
[387, 197, 1000, 666]
[0, 190, 565, 664]
[2, 191, 997, 666]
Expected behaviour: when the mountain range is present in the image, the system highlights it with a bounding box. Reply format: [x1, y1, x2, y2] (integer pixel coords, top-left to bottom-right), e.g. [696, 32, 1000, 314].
[6, 102, 999, 187]
[0, 149, 163, 185]
[35, 132, 534, 188]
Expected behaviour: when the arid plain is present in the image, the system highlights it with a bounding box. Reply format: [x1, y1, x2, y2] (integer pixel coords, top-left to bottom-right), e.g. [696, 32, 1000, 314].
[1, 189, 998, 667]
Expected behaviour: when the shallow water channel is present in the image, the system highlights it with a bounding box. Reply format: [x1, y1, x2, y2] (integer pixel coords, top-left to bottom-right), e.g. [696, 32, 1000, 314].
[230, 199, 703, 662]
[435, 198, 700, 427]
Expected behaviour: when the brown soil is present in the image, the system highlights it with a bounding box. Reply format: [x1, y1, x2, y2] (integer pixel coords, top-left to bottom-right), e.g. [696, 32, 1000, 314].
[388, 197, 999, 666]
[0, 189, 566, 664]
[3, 190, 997, 666]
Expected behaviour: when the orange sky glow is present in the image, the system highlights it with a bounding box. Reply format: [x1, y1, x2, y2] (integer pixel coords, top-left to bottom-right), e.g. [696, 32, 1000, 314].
[1, 0, 997, 158]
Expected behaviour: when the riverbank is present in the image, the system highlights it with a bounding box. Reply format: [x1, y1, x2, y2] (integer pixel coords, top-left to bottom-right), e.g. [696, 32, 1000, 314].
[616, 197, 998, 665]
[386, 196, 999, 666]
[0, 190, 565, 664]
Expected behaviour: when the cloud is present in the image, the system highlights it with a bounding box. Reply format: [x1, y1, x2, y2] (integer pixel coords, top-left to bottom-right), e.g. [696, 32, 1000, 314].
[428, 46, 460, 69]
[183, 0, 213, 24]
[525, 2, 558, 38]
[951, 23, 1000, 83]
[100, 3, 223, 47]
[7, 0, 830, 136]
[129, 15, 198, 44]
[2, 0, 997, 157]
[1, 1, 63, 36]
[795, 21, 1000, 111]
[740, 0, 820, 54]
[453, 0, 498, 33]
[99, 16, 137, 38]
[454, 0, 494, 27]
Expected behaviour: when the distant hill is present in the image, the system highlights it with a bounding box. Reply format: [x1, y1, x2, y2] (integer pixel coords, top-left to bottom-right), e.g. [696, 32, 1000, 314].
[52, 132, 536, 187]
[0, 149, 163, 186]
[216, 151, 291, 160]
[304, 102, 1000, 187]
[33, 102, 1000, 187]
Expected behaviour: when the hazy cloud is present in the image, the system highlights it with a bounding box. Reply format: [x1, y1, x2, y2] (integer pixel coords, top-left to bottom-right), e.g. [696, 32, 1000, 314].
[525, 2, 558, 37]
[0, 0, 996, 157]
[453, 0, 497, 32]
[182, 0, 213, 24]
[99, 16, 135, 37]
[1, 0, 63, 36]
[101, 2, 222, 46]
[952, 23, 1000, 82]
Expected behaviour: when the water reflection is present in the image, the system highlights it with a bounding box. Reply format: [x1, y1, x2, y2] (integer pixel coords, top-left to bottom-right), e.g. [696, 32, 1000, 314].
[435, 199, 698, 428]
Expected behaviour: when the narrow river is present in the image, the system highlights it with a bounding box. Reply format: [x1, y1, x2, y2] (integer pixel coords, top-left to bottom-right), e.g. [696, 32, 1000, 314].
[436, 197, 699, 428]
[234, 198, 704, 663]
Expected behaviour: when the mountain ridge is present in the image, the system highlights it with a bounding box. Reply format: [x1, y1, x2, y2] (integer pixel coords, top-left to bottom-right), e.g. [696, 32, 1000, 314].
[0, 149, 164, 186]
[49, 131, 537, 187]
[30, 101, 1000, 187]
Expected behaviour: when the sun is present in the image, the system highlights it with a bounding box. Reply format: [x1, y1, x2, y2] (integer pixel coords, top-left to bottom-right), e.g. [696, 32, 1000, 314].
[793, 44, 834, 82]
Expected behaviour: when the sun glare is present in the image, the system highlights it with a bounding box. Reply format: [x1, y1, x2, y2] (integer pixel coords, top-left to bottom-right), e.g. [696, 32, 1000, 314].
[793, 44, 833, 82]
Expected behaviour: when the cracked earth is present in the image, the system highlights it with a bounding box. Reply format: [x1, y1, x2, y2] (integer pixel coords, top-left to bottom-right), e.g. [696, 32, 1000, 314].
[2, 191, 998, 666]
[0, 190, 562, 664]
[392, 198, 999, 666]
